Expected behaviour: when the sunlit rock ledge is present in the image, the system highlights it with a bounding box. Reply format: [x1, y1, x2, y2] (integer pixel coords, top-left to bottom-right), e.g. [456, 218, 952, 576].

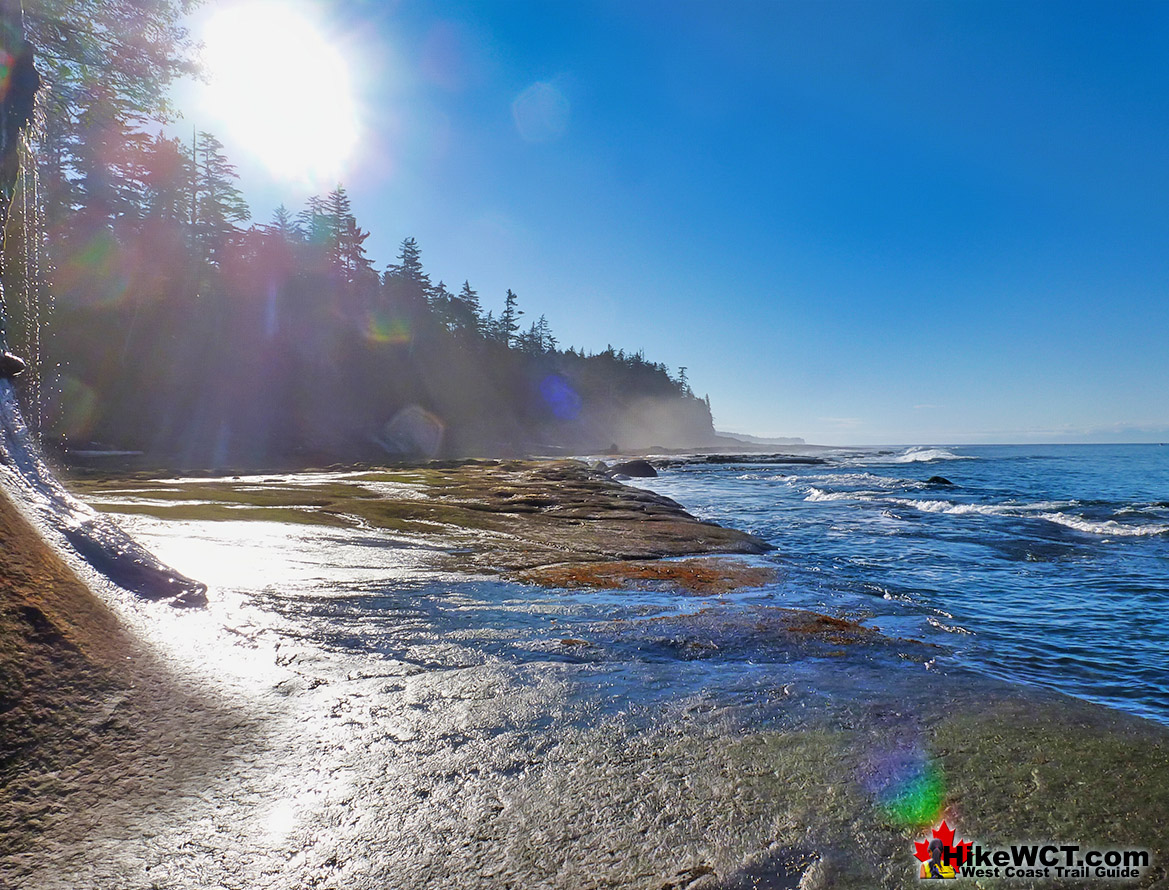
[70, 459, 774, 577]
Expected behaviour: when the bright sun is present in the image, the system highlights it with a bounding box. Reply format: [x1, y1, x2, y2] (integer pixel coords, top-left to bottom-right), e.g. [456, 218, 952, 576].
[199, 1, 360, 184]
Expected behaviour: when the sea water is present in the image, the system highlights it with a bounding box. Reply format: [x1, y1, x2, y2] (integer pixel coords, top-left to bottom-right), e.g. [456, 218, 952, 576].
[633, 443, 1169, 725]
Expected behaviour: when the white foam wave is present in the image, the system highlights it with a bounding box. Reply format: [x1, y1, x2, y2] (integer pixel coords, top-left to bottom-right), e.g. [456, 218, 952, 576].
[802, 486, 1168, 536]
[927, 616, 973, 635]
[1037, 513, 1169, 538]
[1117, 504, 1169, 517]
[1018, 500, 1080, 512]
[801, 472, 915, 489]
[886, 497, 1011, 516]
[878, 497, 1083, 518]
[805, 487, 871, 502]
[890, 447, 976, 463]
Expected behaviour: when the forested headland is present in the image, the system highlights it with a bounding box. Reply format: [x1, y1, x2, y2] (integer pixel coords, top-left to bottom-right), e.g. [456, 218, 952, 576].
[3, 1, 716, 467]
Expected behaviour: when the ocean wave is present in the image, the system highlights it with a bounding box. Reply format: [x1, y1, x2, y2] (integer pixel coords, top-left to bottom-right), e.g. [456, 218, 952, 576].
[886, 497, 1006, 515]
[1117, 503, 1169, 518]
[803, 471, 918, 489]
[743, 471, 923, 491]
[805, 487, 869, 502]
[927, 615, 973, 635]
[878, 496, 1080, 517]
[889, 447, 976, 463]
[1037, 513, 1169, 538]
[803, 486, 1169, 536]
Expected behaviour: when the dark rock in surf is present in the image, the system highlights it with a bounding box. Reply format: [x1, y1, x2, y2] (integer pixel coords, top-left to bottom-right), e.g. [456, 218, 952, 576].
[0, 352, 26, 379]
[608, 459, 658, 478]
[61, 521, 208, 608]
[926, 476, 954, 486]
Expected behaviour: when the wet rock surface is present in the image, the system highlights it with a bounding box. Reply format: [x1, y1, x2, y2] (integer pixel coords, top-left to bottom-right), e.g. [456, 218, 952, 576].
[0, 490, 244, 889]
[4, 462, 1169, 889]
[72, 459, 774, 575]
[518, 557, 777, 594]
[606, 458, 659, 478]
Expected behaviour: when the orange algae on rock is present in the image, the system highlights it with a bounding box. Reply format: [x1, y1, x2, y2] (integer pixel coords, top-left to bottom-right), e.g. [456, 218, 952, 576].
[780, 612, 880, 646]
[518, 557, 777, 594]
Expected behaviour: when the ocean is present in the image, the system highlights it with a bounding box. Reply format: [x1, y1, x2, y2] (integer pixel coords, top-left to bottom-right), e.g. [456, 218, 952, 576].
[632, 443, 1169, 725]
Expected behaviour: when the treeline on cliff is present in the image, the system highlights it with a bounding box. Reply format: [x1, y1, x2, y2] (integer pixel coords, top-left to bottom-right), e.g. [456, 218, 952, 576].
[2, 1, 715, 465]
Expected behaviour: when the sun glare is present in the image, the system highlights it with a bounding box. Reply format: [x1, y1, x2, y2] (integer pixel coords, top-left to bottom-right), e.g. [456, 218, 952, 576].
[199, 1, 360, 184]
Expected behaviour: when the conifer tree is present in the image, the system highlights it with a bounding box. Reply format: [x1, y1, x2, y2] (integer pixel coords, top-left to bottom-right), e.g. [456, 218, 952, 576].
[325, 185, 350, 268]
[266, 204, 300, 241]
[535, 314, 557, 352]
[325, 186, 373, 282]
[297, 195, 331, 247]
[450, 280, 482, 337]
[27, 0, 197, 233]
[385, 237, 432, 311]
[71, 81, 151, 223]
[192, 131, 249, 265]
[518, 314, 556, 354]
[500, 288, 523, 348]
[430, 280, 455, 329]
[141, 134, 191, 224]
[482, 309, 502, 343]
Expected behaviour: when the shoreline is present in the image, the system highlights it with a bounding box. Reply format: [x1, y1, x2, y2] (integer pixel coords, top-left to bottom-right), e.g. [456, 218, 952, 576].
[2, 459, 1168, 887]
[68, 458, 774, 576]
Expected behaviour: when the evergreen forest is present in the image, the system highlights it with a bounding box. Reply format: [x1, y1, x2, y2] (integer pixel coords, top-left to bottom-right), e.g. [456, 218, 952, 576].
[2, 0, 716, 466]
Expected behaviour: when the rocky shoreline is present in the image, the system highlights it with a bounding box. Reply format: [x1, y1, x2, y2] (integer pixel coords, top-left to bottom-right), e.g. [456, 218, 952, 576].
[1, 460, 1168, 888]
[70, 458, 773, 578]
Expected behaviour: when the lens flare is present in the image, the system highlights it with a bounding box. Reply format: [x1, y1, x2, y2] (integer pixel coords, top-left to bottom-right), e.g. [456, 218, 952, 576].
[365, 311, 412, 345]
[49, 375, 99, 439]
[881, 759, 945, 826]
[55, 228, 129, 308]
[859, 739, 947, 827]
[539, 374, 581, 420]
[380, 405, 445, 458]
[512, 82, 570, 143]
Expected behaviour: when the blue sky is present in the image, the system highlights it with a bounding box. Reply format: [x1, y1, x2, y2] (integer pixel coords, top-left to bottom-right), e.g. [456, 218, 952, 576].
[177, 0, 1169, 445]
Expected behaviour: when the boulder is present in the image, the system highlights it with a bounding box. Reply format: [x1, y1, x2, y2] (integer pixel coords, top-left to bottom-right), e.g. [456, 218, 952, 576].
[608, 459, 657, 478]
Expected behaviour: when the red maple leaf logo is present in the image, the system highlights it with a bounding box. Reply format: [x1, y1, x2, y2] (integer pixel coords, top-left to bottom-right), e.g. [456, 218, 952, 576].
[914, 820, 969, 871]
